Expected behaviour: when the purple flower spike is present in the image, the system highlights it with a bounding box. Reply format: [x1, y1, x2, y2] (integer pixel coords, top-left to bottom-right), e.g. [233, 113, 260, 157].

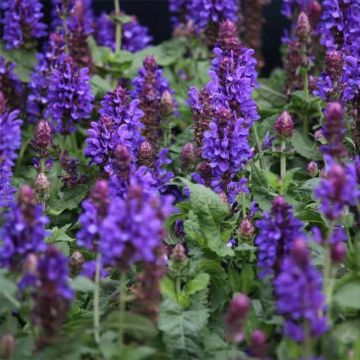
[0, 186, 48, 269]
[0, 106, 22, 207]
[255, 196, 304, 278]
[0, 0, 47, 50]
[275, 238, 328, 342]
[46, 56, 94, 134]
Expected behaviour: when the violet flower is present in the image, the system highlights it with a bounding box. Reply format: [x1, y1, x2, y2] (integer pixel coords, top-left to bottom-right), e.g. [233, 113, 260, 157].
[46, 56, 94, 134]
[255, 196, 304, 278]
[0, 0, 47, 50]
[0, 186, 48, 269]
[275, 238, 328, 342]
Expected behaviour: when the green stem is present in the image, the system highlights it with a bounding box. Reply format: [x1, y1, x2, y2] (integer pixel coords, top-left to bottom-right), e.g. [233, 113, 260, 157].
[118, 272, 127, 349]
[302, 45, 309, 135]
[176, 277, 182, 302]
[114, 0, 121, 53]
[93, 254, 101, 345]
[280, 140, 286, 179]
[303, 321, 312, 360]
[253, 122, 264, 170]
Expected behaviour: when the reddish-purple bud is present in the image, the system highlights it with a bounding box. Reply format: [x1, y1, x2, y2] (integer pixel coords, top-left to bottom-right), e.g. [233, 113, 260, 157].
[34, 120, 52, 149]
[114, 144, 131, 179]
[275, 111, 294, 139]
[273, 195, 285, 207]
[225, 294, 250, 343]
[240, 219, 255, 237]
[250, 329, 267, 359]
[314, 129, 324, 142]
[181, 143, 196, 171]
[1, 334, 15, 359]
[291, 238, 309, 267]
[331, 242, 346, 264]
[0, 91, 6, 113]
[196, 161, 212, 187]
[138, 141, 155, 167]
[18, 185, 36, 213]
[307, 161, 319, 177]
[308, 1, 322, 27]
[171, 243, 187, 262]
[296, 12, 311, 40]
[90, 180, 109, 218]
[160, 90, 175, 116]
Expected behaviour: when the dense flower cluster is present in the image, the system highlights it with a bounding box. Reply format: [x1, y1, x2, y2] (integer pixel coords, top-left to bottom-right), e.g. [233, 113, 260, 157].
[255, 196, 304, 278]
[132, 55, 175, 149]
[169, 0, 239, 34]
[46, 56, 94, 134]
[85, 86, 144, 173]
[315, 161, 358, 221]
[275, 238, 327, 342]
[95, 13, 152, 53]
[0, 104, 22, 207]
[0, 186, 48, 269]
[190, 20, 258, 202]
[0, 0, 47, 50]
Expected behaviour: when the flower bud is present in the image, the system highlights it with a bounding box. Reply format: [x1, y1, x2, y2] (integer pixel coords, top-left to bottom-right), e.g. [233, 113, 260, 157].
[1, 334, 15, 359]
[225, 294, 250, 343]
[219, 192, 228, 204]
[296, 12, 311, 40]
[90, 180, 109, 217]
[171, 243, 187, 262]
[181, 143, 196, 171]
[291, 238, 309, 267]
[308, 1, 321, 27]
[314, 129, 324, 142]
[331, 242, 346, 264]
[307, 161, 318, 177]
[138, 141, 154, 167]
[160, 90, 175, 116]
[275, 111, 294, 139]
[240, 219, 255, 237]
[250, 329, 267, 359]
[70, 251, 85, 274]
[35, 172, 50, 198]
[34, 120, 52, 149]
[113, 144, 131, 179]
[0, 91, 7, 114]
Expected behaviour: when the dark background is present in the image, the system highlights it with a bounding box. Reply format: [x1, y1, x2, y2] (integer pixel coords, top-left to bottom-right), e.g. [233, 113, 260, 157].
[47, 0, 289, 75]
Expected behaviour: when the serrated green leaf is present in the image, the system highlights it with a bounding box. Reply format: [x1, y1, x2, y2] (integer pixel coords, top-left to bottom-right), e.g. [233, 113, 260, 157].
[159, 297, 209, 359]
[187, 273, 210, 295]
[291, 130, 322, 160]
[48, 224, 73, 243]
[70, 276, 96, 292]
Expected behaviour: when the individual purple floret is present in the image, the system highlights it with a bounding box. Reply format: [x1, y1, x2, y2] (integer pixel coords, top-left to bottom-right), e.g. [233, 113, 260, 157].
[0, 186, 48, 270]
[255, 196, 304, 278]
[0, 0, 47, 50]
[0, 104, 22, 207]
[132, 55, 175, 149]
[46, 56, 94, 134]
[85, 86, 144, 173]
[95, 12, 152, 52]
[99, 183, 173, 269]
[315, 161, 358, 221]
[275, 238, 328, 342]
[281, 0, 311, 18]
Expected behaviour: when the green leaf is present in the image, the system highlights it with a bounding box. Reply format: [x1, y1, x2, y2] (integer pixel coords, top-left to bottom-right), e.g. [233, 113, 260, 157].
[333, 320, 360, 344]
[334, 280, 360, 309]
[159, 297, 209, 359]
[187, 273, 210, 296]
[0, 41, 36, 82]
[48, 224, 73, 243]
[160, 276, 177, 301]
[70, 276, 96, 293]
[204, 333, 233, 360]
[291, 130, 322, 160]
[182, 180, 233, 257]
[0, 270, 20, 314]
